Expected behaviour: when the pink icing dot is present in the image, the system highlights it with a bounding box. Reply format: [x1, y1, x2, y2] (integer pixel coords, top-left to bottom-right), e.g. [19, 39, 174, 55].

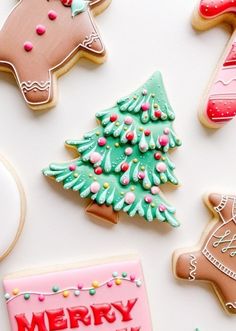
[125, 147, 133, 156]
[138, 172, 145, 180]
[124, 116, 133, 125]
[144, 129, 151, 136]
[125, 192, 136, 205]
[98, 137, 107, 146]
[141, 102, 150, 111]
[24, 42, 33, 52]
[122, 177, 130, 186]
[38, 294, 45, 302]
[159, 204, 167, 212]
[130, 274, 136, 282]
[107, 281, 113, 288]
[144, 195, 153, 204]
[48, 10, 57, 20]
[159, 135, 169, 147]
[90, 182, 100, 194]
[163, 128, 170, 135]
[90, 152, 102, 164]
[77, 283, 83, 290]
[36, 25, 46, 36]
[69, 164, 76, 171]
[151, 186, 160, 195]
[156, 162, 167, 173]
[139, 143, 147, 152]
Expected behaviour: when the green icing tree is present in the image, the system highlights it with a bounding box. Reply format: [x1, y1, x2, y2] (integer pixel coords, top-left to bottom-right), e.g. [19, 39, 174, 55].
[43, 72, 181, 226]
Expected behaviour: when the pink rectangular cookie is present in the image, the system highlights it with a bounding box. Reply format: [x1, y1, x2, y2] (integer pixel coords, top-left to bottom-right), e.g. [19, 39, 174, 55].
[3, 257, 152, 331]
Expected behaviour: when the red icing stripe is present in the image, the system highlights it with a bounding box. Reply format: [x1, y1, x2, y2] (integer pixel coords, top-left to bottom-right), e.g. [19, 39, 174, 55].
[199, 0, 236, 18]
[224, 43, 236, 66]
[206, 99, 236, 123]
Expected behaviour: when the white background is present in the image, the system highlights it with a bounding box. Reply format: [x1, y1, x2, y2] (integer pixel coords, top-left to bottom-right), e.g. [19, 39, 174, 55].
[0, 0, 236, 330]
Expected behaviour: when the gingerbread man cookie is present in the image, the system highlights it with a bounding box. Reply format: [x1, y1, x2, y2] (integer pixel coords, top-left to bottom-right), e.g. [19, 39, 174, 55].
[173, 193, 236, 314]
[3, 257, 152, 331]
[0, 155, 25, 261]
[0, 0, 110, 110]
[193, 0, 236, 128]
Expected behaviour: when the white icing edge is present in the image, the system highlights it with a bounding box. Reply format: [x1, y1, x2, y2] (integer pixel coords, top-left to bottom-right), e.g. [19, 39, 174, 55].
[0, 157, 25, 260]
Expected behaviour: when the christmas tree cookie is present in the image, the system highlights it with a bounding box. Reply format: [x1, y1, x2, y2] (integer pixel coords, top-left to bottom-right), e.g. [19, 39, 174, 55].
[173, 193, 236, 314]
[0, 0, 110, 110]
[43, 72, 181, 226]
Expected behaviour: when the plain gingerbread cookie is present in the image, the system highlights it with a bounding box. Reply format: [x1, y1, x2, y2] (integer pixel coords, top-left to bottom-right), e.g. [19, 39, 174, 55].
[0, 0, 111, 110]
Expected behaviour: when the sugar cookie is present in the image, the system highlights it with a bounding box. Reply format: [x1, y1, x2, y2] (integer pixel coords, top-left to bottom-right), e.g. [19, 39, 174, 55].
[43, 71, 181, 226]
[0, 0, 111, 110]
[193, 0, 236, 128]
[3, 257, 152, 330]
[0, 155, 25, 261]
[173, 193, 236, 314]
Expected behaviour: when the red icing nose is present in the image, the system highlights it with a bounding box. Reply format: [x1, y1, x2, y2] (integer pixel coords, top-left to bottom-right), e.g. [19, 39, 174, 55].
[199, 0, 236, 18]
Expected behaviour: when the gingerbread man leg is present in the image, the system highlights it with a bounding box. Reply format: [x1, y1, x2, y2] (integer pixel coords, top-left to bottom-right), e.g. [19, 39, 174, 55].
[14, 63, 54, 109]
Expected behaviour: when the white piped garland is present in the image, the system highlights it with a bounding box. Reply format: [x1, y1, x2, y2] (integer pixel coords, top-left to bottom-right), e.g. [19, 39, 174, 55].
[4, 272, 142, 304]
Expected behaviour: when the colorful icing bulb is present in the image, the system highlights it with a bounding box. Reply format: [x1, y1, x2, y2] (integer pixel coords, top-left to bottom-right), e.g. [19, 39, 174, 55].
[174, 193, 236, 314]
[43, 72, 181, 227]
[0, 0, 111, 110]
[3, 258, 153, 331]
[193, 0, 236, 128]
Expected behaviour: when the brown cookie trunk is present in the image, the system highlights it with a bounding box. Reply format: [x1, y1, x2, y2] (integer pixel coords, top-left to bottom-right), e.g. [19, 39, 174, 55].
[86, 201, 118, 224]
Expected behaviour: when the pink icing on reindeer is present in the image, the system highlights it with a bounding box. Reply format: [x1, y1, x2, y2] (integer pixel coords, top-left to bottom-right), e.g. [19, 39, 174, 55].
[194, 0, 236, 127]
[0, 0, 110, 110]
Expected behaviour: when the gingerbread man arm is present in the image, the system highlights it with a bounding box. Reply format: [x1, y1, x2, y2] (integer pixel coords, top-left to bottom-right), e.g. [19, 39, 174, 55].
[173, 193, 236, 314]
[193, 1, 236, 128]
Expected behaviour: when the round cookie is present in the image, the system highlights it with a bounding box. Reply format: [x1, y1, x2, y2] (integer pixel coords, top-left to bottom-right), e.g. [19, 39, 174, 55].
[0, 155, 25, 261]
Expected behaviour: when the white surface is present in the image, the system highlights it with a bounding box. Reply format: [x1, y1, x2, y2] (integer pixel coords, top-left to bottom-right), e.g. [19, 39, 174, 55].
[0, 159, 22, 258]
[0, 0, 236, 330]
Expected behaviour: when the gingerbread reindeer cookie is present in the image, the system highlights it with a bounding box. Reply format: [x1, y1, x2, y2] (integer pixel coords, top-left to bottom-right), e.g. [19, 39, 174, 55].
[0, 0, 110, 110]
[173, 193, 236, 314]
[193, 0, 236, 128]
